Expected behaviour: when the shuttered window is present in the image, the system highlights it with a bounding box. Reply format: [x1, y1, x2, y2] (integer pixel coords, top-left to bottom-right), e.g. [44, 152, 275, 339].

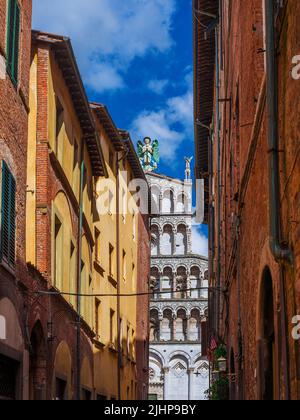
[6, 0, 20, 85]
[1, 162, 16, 268]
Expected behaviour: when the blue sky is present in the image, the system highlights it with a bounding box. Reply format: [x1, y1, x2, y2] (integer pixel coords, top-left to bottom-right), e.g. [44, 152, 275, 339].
[32, 0, 208, 255]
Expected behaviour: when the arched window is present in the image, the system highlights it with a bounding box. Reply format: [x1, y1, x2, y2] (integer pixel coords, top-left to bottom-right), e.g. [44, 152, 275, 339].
[176, 194, 186, 213]
[150, 309, 159, 342]
[161, 267, 173, 299]
[190, 266, 200, 298]
[161, 225, 173, 256]
[150, 267, 160, 299]
[176, 267, 187, 299]
[176, 309, 187, 341]
[161, 309, 172, 342]
[162, 190, 174, 214]
[175, 224, 187, 255]
[189, 309, 201, 342]
[151, 225, 159, 256]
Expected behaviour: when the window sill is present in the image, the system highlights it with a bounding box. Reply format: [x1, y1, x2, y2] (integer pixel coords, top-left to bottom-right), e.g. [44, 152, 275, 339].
[109, 343, 118, 354]
[108, 275, 117, 288]
[94, 260, 105, 276]
[93, 338, 105, 350]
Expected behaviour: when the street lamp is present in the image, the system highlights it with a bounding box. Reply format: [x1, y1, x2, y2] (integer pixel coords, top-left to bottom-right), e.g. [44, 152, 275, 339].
[217, 357, 227, 373]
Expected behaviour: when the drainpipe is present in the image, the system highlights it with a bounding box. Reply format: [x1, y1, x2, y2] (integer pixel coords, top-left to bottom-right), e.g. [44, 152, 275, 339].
[76, 139, 85, 401]
[116, 143, 129, 401]
[264, 0, 292, 400]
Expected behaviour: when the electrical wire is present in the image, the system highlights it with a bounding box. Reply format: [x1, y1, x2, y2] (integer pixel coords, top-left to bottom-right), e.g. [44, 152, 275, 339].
[35, 287, 211, 298]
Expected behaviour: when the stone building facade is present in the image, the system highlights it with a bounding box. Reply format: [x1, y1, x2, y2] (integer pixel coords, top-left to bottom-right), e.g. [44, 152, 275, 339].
[147, 171, 209, 400]
[194, 0, 300, 400]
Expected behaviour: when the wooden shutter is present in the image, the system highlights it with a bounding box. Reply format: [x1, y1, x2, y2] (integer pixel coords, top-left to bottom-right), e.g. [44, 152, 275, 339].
[1, 162, 16, 267]
[6, 0, 20, 85]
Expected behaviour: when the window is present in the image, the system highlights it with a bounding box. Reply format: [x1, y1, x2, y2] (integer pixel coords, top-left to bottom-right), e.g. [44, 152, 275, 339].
[122, 250, 126, 281]
[132, 212, 136, 241]
[69, 242, 76, 307]
[127, 326, 130, 357]
[81, 389, 91, 401]
[110, 309, 115, 346]
[55, 378, 67, 401]
[132, 263, 136, 290]
[55, 97, 64, 163]
[6, 0, 20, 85]
[97, 394, 107, 400]
[0, 162, 16, 268]
[95, 298, 101, 339]
[54, 215, 63, 289]
[95, 228, 101, 263]
[109, 244, 114, 277]
[72, 138, 79, 193]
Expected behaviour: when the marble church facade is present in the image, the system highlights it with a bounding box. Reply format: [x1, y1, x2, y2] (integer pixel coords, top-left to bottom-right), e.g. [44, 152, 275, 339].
[147, 171, 209, 401]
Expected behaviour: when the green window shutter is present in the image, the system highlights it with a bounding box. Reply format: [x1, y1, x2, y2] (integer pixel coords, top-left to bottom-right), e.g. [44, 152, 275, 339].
[6, 0, 20, 85]
[1, 162, 16, 267]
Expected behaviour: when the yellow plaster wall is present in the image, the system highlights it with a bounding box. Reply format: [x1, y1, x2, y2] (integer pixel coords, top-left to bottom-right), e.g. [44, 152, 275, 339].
[92, 121, 139, 400]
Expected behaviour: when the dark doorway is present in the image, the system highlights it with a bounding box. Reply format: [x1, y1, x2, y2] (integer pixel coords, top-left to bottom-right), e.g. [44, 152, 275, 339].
[259, 267, 275, 400]
[55, 377, 67, 400]
[0, 354, 19, 400]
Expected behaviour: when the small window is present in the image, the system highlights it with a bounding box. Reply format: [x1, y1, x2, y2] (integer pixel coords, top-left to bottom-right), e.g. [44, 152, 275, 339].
[81, 389, 91, 401]
[132, 263, 136, 290]
[54, 215, 63, 289]
[122, 250, 126, 280]
[97, 394, 107, 400]
[95, 228, 101, 263]
[110, 309, 115, 345]
[109, 244, 114, 277]
[6, 0, 20, 85]
[55, 97, 64, 163]
[0, 161, 16, 268]
[95, 298, 101, 338]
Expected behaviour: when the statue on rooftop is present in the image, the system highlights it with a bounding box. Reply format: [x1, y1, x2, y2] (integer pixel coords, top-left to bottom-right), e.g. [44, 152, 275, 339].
[137, 137, 160, 172]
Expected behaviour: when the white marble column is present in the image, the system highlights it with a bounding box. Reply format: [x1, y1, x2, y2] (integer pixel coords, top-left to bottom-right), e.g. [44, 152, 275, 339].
[172, 271, 177, 299]
[172, 313, 177, 341]
[186, 315, 191, 341]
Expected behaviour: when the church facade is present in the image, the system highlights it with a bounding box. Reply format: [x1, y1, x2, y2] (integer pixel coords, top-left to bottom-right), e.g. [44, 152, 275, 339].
[147, 169, 209, 401]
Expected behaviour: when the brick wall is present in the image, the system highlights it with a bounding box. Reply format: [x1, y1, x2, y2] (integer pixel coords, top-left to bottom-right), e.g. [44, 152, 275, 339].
[211, 0, 300, 400]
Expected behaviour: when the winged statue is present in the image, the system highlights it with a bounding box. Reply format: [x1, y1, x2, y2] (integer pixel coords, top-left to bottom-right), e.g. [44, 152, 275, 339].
[137, 137, 160, 172]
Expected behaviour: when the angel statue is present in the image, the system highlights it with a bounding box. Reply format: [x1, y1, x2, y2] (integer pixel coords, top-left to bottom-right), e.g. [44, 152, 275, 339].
[137, 137, 160, 172]
[184, 156, 193, 181]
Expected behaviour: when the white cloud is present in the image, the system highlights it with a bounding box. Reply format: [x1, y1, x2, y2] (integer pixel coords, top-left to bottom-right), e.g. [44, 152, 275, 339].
[130, 88, 193, 163]
[148, 79, 169, 95]
[33, 0, 176, 92]
[191, 226, 208, 257]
